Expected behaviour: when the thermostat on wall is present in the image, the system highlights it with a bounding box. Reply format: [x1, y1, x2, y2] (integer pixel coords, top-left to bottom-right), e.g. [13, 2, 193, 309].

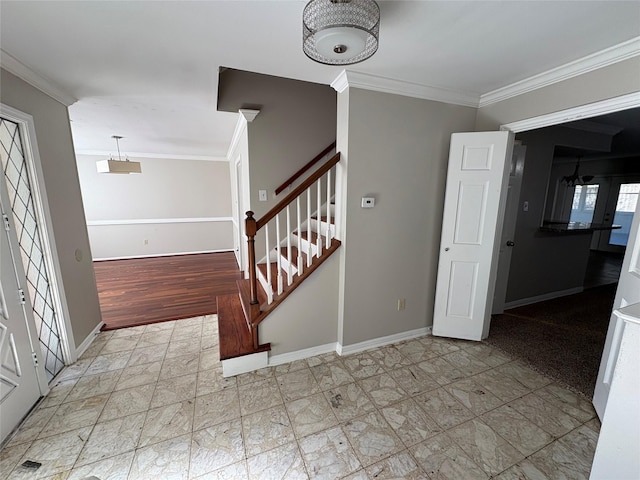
[361, 197, 375, 208]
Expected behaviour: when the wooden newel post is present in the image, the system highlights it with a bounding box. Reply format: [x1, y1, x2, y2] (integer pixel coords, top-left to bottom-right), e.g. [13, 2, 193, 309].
[245, 211, 259, 306]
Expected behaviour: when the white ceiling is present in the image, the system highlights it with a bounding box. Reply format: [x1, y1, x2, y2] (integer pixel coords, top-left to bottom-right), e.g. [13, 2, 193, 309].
[1, 1, 639, 158]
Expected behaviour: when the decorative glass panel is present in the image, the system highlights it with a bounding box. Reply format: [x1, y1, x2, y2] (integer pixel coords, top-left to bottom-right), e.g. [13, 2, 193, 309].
[1, 118, 64, 382]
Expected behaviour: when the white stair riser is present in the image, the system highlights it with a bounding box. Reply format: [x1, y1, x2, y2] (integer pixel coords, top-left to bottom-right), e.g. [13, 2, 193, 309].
[310, 219, 335, 237]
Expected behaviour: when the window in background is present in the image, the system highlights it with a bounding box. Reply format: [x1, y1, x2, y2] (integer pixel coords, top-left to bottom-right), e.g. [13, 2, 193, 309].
[570, 184, 599, 224]
[609, 183, 640, 247]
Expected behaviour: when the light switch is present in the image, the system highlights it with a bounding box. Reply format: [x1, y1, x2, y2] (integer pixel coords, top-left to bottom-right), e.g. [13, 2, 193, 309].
[523, 201, 529, 212]
[361, 197, 375, 208]
[259, 190, 267, 202]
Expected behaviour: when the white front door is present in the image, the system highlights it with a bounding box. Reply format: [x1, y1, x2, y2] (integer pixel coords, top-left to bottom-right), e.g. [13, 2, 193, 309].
[433, 131, 514, 341]
[1, 198, 47, 442]
[492, 144, 526, 315]
[592, 198, 640, 419]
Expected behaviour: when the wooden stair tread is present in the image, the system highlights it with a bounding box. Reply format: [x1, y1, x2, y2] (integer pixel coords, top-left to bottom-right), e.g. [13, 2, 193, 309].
[217, 294, 270, 360]
[297, 230, 327, 243]
[311, 215, 334, 223]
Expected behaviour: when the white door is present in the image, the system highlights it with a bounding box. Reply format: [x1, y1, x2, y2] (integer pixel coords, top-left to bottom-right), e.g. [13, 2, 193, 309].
[592, 197, 640, 418]
[433, 131, 514, 341]
[1, 199, 47, 442]
[492, 144, 526, 315]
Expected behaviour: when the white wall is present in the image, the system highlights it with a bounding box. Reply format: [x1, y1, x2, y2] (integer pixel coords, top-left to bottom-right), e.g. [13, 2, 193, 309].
[76, 155, 234, 259]
[1, 68, 102, 350]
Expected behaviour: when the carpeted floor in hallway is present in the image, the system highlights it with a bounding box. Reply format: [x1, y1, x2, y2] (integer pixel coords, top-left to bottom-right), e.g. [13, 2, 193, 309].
[486, 284, 616, 398]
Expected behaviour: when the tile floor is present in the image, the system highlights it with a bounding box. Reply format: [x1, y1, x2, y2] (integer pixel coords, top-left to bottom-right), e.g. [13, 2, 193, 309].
[1, 315, 600, 479]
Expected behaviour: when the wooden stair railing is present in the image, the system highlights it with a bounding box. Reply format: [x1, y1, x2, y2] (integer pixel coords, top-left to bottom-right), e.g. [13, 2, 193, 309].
[274, 141, 336, 195]
[244, 152, 341, 350]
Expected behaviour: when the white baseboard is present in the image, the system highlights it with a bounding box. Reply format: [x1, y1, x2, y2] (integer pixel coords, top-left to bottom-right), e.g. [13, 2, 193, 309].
[337, 327, 432, 356]
[268, 343, 337, 367]
[93, 249, 234, 262]
[73, 322, 104, 361]
[222, 351, 269, 377]
[504, 287, 584, 310]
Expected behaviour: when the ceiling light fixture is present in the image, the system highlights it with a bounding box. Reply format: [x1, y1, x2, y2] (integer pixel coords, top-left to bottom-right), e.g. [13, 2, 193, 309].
[96, 135, 142, 174]
[562, 157, 593, 187]
[303, 0, 380, 65]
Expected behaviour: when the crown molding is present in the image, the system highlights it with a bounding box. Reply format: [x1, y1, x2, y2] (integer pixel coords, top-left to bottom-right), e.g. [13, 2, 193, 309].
[480, 36, 640, 107]
[76, 150, 225, 162]
[239, 108, 260, 122]
[1, 49, 77, 107]
[227, 109, 260, 159]
[501, 91, 640, 133]
[331, 70, 480, 107]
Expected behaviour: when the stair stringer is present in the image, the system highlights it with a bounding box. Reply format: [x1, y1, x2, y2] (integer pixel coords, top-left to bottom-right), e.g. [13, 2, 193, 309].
[258, 247, 341, 357]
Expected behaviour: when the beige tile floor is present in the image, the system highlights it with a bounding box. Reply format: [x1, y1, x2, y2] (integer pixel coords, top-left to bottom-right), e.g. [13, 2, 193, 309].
[1, 315, 600, 479]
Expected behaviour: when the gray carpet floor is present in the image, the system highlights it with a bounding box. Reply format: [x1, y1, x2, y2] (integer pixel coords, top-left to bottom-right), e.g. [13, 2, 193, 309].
[486, 284, 616, 398]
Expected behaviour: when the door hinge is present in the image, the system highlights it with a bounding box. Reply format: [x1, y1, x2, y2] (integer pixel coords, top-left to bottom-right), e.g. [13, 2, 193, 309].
[3, 214, 10, 231]
[18, 288, 26, 305]
[32, 352, 39, 367]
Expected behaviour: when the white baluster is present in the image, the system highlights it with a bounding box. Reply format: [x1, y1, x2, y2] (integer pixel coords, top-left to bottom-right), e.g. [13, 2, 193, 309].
[296, 196, 303, 275]
[306, 187, 312, 267]
[326, 169, 331, 249]
[265, 223, 273, 304]
[276, 214, 283, 295]
[316, 179, 322, 257]
[286, 205, 292, 286]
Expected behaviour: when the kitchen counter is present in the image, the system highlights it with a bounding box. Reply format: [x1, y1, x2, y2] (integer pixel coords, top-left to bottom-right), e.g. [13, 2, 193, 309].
[540, 222, 622, 234]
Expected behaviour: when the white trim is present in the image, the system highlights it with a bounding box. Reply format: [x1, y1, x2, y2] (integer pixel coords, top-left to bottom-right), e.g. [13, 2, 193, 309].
[227, 109, 259, 160]
[0, 104, 76, 370]
[221, 351, 268, 377]
[504, 287, 584, 310]
[616, 302, 640, 327]
[337, 327, 432, 356]
[501, 92, 640, 133]
[480, 37, 640, 107]
[239, 109, 260, 123]
[268, 343, 337, 367]
[73, 322, 104, 360]
[86, 217, 233, 227]
[1, 50, 77, 107]
[92, 249, 234, 262]
[75, 150, 226, 162]
[331, 70, 479, 107]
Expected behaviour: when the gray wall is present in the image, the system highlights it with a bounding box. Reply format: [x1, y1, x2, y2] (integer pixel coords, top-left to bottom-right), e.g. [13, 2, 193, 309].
[1, 68, 102, 350]
[505, 127, 612, 302]
[337, 88, 477, 347]
[217, 69, 337, 220]
[76, 154, 233, 259]
[476, 57, 640, 130]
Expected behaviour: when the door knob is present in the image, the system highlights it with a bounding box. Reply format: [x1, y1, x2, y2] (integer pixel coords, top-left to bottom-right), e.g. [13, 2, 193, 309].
[506, 241, 515, 247]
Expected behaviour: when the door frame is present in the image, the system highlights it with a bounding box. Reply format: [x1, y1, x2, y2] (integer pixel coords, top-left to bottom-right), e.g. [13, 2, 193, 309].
[0, 104, 76, 365]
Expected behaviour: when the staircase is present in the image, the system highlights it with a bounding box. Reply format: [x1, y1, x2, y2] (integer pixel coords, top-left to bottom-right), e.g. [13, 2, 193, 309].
[217, 151, 341, 375]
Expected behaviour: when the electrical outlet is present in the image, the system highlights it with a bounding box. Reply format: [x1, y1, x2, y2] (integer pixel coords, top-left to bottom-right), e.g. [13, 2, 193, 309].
[144, 239, 149, 245]
[397, 298, 405, 311]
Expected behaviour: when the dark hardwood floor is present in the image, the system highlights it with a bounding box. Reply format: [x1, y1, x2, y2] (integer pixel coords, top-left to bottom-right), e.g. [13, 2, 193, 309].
[93, 252, 242, 330]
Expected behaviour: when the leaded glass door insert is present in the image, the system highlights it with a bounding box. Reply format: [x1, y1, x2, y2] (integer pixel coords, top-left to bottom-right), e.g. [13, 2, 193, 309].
[0, 117, 65, 381]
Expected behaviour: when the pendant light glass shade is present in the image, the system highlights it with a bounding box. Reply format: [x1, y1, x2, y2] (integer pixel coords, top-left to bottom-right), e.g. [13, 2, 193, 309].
[303, 0, 380, 65]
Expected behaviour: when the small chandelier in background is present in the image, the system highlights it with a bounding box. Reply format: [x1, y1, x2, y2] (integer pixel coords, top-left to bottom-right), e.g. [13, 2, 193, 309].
[562, 157, 593, 187]
[96, 135, 142, 174]
[303, 0, 380, 65]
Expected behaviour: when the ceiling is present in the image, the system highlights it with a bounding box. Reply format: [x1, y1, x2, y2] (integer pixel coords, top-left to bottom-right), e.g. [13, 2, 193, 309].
[1, 1, 639, 159]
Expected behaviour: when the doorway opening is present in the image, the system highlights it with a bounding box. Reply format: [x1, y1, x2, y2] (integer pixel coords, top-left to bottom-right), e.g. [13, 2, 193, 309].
[489, 100, 640, 398]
